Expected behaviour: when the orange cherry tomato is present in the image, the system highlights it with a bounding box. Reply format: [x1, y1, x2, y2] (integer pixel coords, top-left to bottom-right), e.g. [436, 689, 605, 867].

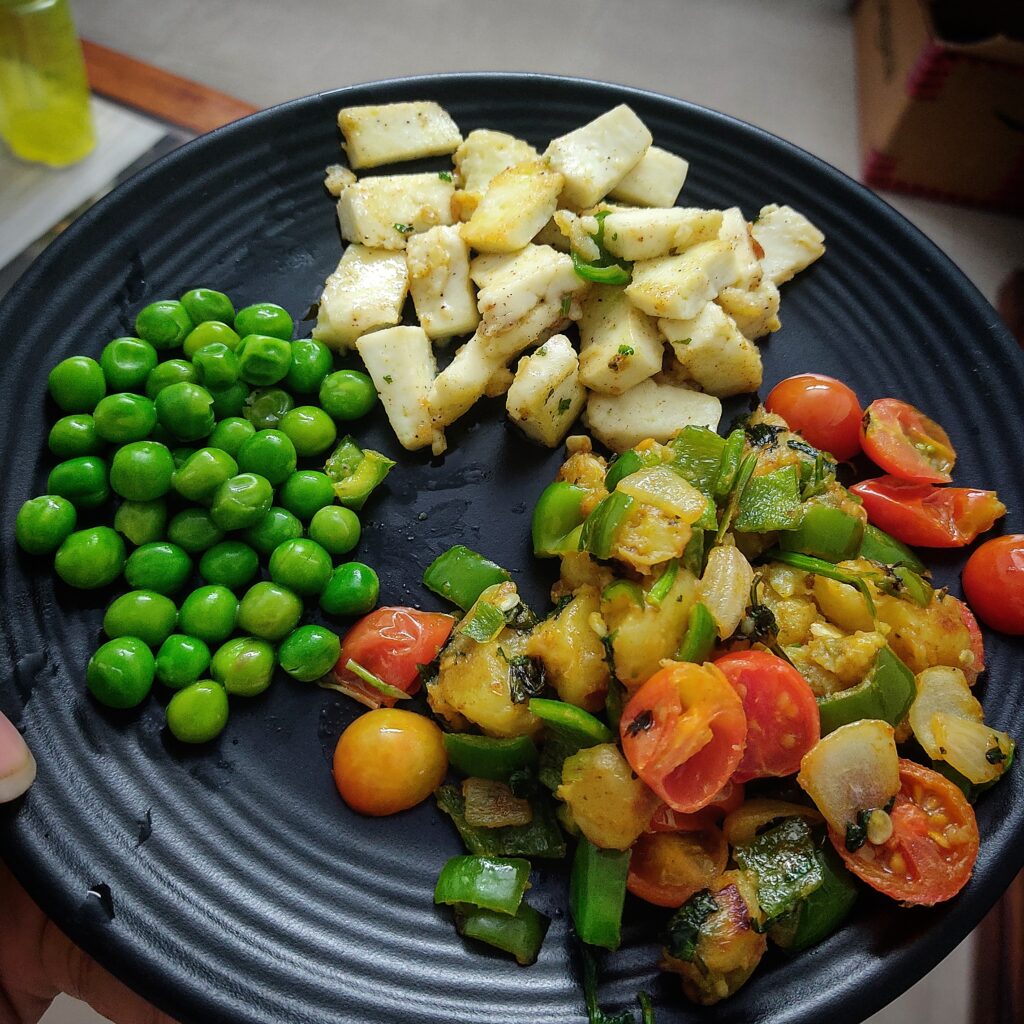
[713, 650, 820, 784]
[832, 759, 979, 906]
[648, 782, 745, 832]
[626, 826, 728, 908]
[850, 477, 1005, 548]
[949, 596, 986, 683]
[860, 398, 956, 483]
[962, 534, 1024, 635]
[333, 708, 447, 816]
[764, 374, 863, 460]
[619, 662, 746, 814]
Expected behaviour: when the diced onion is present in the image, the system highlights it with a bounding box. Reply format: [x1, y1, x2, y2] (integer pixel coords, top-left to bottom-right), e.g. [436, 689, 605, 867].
[722, 799, 823, 847]
[930, 713, 1014, 786]
[617, 467, 708, 523]
[699, 544, 754, 640]
[908, 665, 981, 760]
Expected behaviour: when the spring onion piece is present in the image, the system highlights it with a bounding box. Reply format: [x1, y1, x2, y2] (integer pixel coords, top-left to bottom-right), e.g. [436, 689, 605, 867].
[532, 482, 589, 557]
[434, 855, 531, 915]
[734, 465, 803, 533]
[932, 745, 1015, 802]
[459, 601, 507, 643]
[579, 491, 633, 560]
[324, 435, 395, 510]
[423, 545, 511, 611]
[443, 734, 539, 781]
[858, 523, 927, 572]
[528, 698, 613, 747]
[602, 579, 644, 608]
[892, 566, 933, 607]
[571, 251, 632, 286]
[816, 646, 915, 735]
[715, 453, 756, 544]
[646, 559, 679, 606]
[768, 549, 877, 617]
[676, 601, 716, 663]
[343, 659, 411, 701]
[778, 504, 865, 562]
[570, 838, 630, 950]
[455, 901, 550, 965]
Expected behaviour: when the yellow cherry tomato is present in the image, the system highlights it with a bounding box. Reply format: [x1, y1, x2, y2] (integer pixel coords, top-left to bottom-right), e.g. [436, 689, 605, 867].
[332, 708, 447, 816]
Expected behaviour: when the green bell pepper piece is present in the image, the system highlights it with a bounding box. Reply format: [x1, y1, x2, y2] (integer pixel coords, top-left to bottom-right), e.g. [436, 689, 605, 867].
[669, 426, 727, 495]
[715, 453, 757, 543]
[579, 491, 633, 560]
[602, 579, 644, 608]
[455, 901, 550, 965]
[676, 601, 716, 663]
[646, 558, 679, 606]
[434, 855, 531, 915]
[571, 251, 632, 286]
[816, 646, 915, 735]
[324, 435, 395, 510]
[604, 448, 666, 491]
[529, 698, 613, 747]
[570, 838, 630, 950]
[733, 816, 823, 923]
[713, 429, 746, 499]
[893, 566, 933, 607]
[532, 481, 589, 557]
[423, 545, 511, 611]
[779, 503, 865, 562]
[858, 523, 927, 572]
[443, 734, 538, 781]
[734, 465, 803, 533]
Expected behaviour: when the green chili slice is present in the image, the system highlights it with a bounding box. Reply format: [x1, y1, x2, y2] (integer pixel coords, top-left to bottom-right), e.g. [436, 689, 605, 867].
[324, 436, 395, 510]
[579, 491, 633, 560]
[570, 838, 630, 950]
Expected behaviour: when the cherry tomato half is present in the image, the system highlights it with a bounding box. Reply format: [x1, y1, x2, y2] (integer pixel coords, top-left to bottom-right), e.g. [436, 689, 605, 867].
[764, 374, 863, 461]
[850, 477, 1005, 548]
[620, 662, 746, 814]
[949, 597, 986, 683]
[832, 759, 978, 906]
[648, 781, 746, 833]
[714, 650, 820, 784]
[626, 826, 728, 908]
[334, 606, 455, 707]
[963, 534, 1024, 636]
[860, 398, 956, 483]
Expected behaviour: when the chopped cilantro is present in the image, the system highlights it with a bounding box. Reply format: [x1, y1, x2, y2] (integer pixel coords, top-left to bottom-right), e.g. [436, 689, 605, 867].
[383, 374, 393, 384]
[558, 397, 572, 415]
[560, 294, 572, 316]
[393, 222, 414, 234]
[438, 170, 453, 182]
[617, 344, 634, 356]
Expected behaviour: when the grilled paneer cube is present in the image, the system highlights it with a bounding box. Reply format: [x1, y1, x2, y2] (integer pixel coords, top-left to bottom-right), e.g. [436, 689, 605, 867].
[336, 172, 455, 249]
[406, 225, 479, 340]
[544, 104, 652, 208]
[751, 204, 826, 285]
[626, 240, 742, 321]
[610, 144, 690, 207]
[505, 334, 586, 447]
[355, 325, 440, 452]
[428, 331, 510, 430]
[461, 161, 564, 253]
[324, 163, 356, 197]
[718, 207, 763, 290]
[716, 279, 782, 340]
[601, 207, 724, 262]
[452, 128, 540, 220]
[337, 101, 462, 169]
[578, 285, 664, 395]
[313, 245, 408, 350]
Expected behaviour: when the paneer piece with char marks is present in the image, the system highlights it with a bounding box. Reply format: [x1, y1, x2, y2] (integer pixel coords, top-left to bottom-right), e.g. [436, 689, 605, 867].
[610, 144, 689, 207]
[452, 128, 539, 220]
[505, 334, 586, 448]
[461, 161, 564, 253]
[716, 278, 781, 340]
[751, 204, 826, 285]
[336, 173, 455, 250]
[578, 285, 664, 395]
[625, 240, 741, 320]
[337, 101, 462, 169]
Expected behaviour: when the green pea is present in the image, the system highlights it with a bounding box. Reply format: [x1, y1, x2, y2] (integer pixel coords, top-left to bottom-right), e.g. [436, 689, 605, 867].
[124, 541, 192, 594]
[87, 637, 155, 708]
[234, 302, 293, 341]
[208, 380, 250, 419]
[93, 393, 157, 443]
[208, 417, 256, 457]
[307, 505, 360, 556]
[237, 581, 302, 641]
[180, 287, 235, 326]
[100, 337, 158, 391]
[173, 447, 239, 504]
[210, 473, 273, 530]
[48, 414, 103, 458]
[15, 495, 77, 555]
[135, 299, 193, 350]
[319, 369, 377, 421]
[320, 561, 379, 616]
[54, 526, 126, 589]
[285, 338, 333, 394]
[156, 634, 211, 690]
[279, 471, 335, 520]
[236, 429, 296, 486]
[109, 441, 174, 501]
[103, 590, 178, 648]
[182, 321, 240, 359]
[155, 381, 215, 441]
[113, 498, 167, 546]
[199, 541, 259, 590]
[278, 406, 337, 458]
[167, 507, 224, 553]
[47, 455, 110, 509]
[237, 334, 292, 386]
[243, 386, 293, 430]
[166, 680, 229, 742]
[211, 636, 275, 697]
[278, 625, 341, 682]
[268, 538, 332, 597]
[191, 342, 239, 388]
[48, 356, 106, 413]
[242, 506, 303, 556]
[178, 585, 238, 644]
[171, 446, 196, 469]
[145, 359, 198, 400]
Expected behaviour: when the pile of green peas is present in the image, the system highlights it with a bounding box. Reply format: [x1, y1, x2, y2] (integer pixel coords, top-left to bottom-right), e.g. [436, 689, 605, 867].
[16, 288, 388, 746]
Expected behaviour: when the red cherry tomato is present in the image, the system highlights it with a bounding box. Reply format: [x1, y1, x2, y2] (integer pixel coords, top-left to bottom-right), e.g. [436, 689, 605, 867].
[764, 374, 863, 460]
[832, 760, 978, 906]
[850, 476, 1005, 548]
[963, 534, 1024, 635]
[713, 650, 820, 783]
[949, 597, 986, 683]
[860, 398, 956, 483]
[334, 607, 455, 707]
[648, 781, 745, 832]
[619, 662, 746, 814]
[626, 826, 728, 908]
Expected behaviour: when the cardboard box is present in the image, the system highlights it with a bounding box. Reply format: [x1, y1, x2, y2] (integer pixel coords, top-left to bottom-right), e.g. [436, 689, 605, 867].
[854, 0, 1024, 213]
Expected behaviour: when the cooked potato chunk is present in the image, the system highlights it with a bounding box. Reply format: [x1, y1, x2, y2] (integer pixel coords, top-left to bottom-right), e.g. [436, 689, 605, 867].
[312, 245, 408, 350]
[584, 378, 722, 452]
[659, 303, 763, 398]
[337, 101, 462, 169]
[751, 204, 826, 285]
[601, 208, 723, 262]
[461, 161, 564, 253]
[452, 129, 539, 220]
[324, 163, 356, 197]
[336, 173, 455, 250]
[610, 145, 689, 207]
[544, 104, 652, 208]
[625, 240, 741, 320]
[355, 326, 440, 452]
[506, 334, 586, 447]
[716, 279, 781, 340]
[717, 207, 762, 290]
[578, 285, 664, 395]
[406, 225, 479, 340]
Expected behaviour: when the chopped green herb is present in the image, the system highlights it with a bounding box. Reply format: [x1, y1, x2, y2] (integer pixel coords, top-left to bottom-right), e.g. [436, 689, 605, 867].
[617, 344, 634, 356]
[560, 294, 572, 316]
[844, 809, 873, 852]
[382, 374, 393, 384]
[393, 222, 414, 234]
[438, 170, 453, 182]
[504, 652, 546, 704]
[664, 889, 718, 961]
[558, 397, 572, 415]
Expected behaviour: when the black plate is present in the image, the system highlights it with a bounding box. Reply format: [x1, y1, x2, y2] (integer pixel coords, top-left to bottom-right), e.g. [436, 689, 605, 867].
[1, 74, 1022, 1024]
